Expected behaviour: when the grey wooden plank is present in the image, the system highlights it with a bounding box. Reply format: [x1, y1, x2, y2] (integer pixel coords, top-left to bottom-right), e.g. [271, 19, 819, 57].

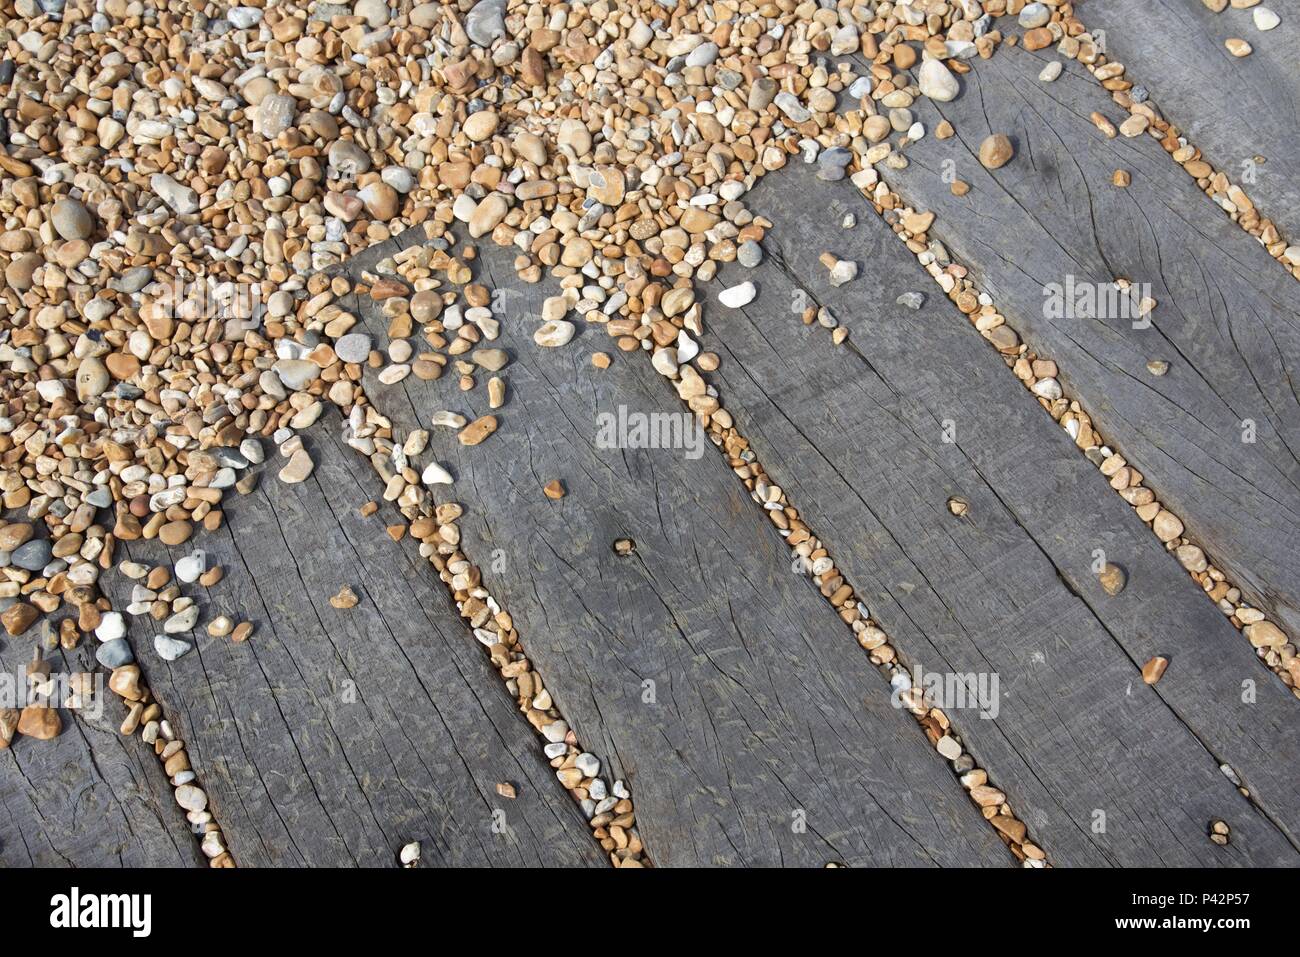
[101, 416, 607, 868]
[349, 243, 1012, 868]
[877, 40, 1300, 641]
[1084, 0, 1300, 244]
[0, 636, 199, 867]
[696, 160, 1300, 867]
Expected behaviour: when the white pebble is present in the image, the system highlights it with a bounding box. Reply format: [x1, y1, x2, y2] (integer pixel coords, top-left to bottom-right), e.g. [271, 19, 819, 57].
[719, 281, 756, 308]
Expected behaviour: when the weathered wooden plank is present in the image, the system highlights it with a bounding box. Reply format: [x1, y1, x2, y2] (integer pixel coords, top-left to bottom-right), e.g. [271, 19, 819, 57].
[0, 638, 199, 867]
[877, 41, 1300, 641]
[350, 244, 1012, 868]
[100, 417, 607, 868]
[1083, 0, 1300, 243]
[695, 160, 1300, 866]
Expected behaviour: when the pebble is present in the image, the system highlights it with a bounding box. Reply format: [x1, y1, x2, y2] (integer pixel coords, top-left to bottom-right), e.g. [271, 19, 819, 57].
[738, 242, 764, 268]
[1253, 7, 1279, 30]
[918, 58, 960, 102]
[1152, 510, 1184, 542]
[1245, 621, 1285, 649]
[95, 638, 134, 668]
[1018, 3, 1051, 28]
[465, 0, 506, 46]
[164, 605, 200, 634]
[828, 259, 858, 287]
[175, 784, 208, 813]
[773, 92, 811, 123]
[1038, 61, 1063, 82]
[1098, 563, 1127, 596]
[10, 539, 52, 571]
[17, 706, 61, 741]
[75, 357, 109, 401]
[534, 320, 576, 347]
[399, 841, 421, 866]
[329, 587, 359, 610]
[979, 134, 1014, 169]
[423, 462, 454, 485]
[158, 520, 193, 546]
[1142, 656, 1169, 685]
[279, 449, 315, 484]
[459, 416, 498, 446]
[816, 147, 853, 181]
[719, 281, 756, 308]
[50, 198, 93, 240]
[335, 333, 372, 364]
[150, 172, 199, 215]
[95, 611, 126, 642]
[175, 552, 206, 584]
[155, 635, 193, 661]
[431, 411, 467, 429]
[896, 292, 925, 310]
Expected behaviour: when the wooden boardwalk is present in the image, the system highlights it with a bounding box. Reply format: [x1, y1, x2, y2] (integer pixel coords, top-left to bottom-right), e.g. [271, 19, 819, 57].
[4, 9, 1300, 869]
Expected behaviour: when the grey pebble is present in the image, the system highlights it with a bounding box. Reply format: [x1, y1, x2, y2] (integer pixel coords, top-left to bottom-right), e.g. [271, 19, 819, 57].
[95, 638, 134, 668]
[896, 292, 925, 310]
[334, 333, 373, 364]
[465, 0, 506, 46]
[737, 239, 764, 268]
[816, 147, 852, 181]
[10, 539, 52, 571]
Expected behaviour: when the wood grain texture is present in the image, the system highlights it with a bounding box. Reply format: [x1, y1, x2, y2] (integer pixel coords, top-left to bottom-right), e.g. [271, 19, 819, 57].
[0, 638, 200, 867]
[1083, 0, 1300, 242]
[875, 41, 1300, 640]
[349, 242, 1012, 868]
[695, 160, 1300, 866]
[96, 414, 607, 868]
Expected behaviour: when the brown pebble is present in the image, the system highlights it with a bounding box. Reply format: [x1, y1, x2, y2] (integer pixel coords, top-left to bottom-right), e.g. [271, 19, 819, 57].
[1142, 656, 1169, 685]
[496, 782, 518, 799]
[458, 415, 499, 446]
[359, 501, 379, 517]
[951, 180, 970, 196]
[1112, 169, 1131, 187]
[978, 134, 1014, 169]
[199, 566, 224, 587]
[1, 602, 39, 636]
[1098, 563, 1127, 596]
[158, 520, 193, 546]
[231, 621, 254, 643]
[330, 585, 360, 609]
[544, 480, 566, 500]
[17, 704, 61, 740]
[0, 708, 18, 748]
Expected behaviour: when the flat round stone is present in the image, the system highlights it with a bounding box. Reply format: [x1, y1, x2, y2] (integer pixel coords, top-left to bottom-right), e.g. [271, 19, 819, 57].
[334, 333, 372, 364]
